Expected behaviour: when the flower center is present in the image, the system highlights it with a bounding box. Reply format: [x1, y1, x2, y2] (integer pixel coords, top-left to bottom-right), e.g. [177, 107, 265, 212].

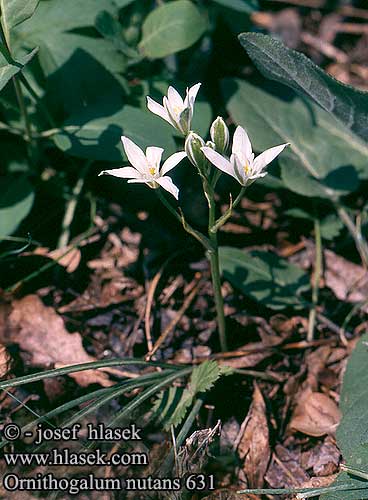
[173, 105, 183, 115]
[149, 167, 156, 176]
[244, 162, 250, 175]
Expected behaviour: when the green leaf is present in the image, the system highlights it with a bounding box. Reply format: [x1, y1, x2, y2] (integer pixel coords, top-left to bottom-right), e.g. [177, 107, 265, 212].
[189, 360, 221, 394]
[320, 214, 344, 240]
[139, 0, 206, 58]
[222, 78, 367, 198]
[0, 46, 37, 92]
[212, 0, 257, 14]
[0, 176, 34, 238]
[238, 32, 368, 143]
[219, 247, 309, 310]
[41, 36, 126, 115]
[95, 10, 139, 59]
[0, 0, 39, 41]
[154, 361, 222, 429]
[15, 0, 115, 38]
[53, 104, 176, 161]
[322, 334, 368, 499]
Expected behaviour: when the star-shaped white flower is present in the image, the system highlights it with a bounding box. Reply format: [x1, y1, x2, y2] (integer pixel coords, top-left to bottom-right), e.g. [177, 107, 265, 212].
[201, 126, 289, 186]
[99, 136, 186, 200]
[146, 83, 201, 135]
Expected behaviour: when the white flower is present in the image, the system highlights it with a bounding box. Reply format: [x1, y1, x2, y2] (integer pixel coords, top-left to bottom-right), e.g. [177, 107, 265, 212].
[99, 136, 186, 200]
[146, 83, 201, 135]
[201, 126, 289, 186]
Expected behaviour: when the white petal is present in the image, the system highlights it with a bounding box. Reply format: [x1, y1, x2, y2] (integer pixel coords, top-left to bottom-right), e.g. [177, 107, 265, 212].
[232, 126, 252, 163]
[98, 167, 141, 179]
[161, 151, 186, 175]
[184, 82, 201, 107]
[146, 146, 164, 169]
[156, 176, 179, 200]
[231, 153, 247, 185]
[201, 147, 238, 181]
[253, 143, 289, 172]
[146, 96, 172, 124]
[121, 136, 148, 174]
[167, 86, 184, 109]
[163, 96, 180, 127]
[127, 179, 151, 184]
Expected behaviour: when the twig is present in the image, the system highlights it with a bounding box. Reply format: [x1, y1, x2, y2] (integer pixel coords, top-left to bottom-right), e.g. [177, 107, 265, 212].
[146, 278, 202, 360]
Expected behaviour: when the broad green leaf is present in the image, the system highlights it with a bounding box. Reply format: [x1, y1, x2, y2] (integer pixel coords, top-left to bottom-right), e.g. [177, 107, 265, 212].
[114, 0, 136, 6]
[322, 334, 368, 499]
[37, 33, 126, 79]
[15, 0, 115, 38]
[0, 46, 37, 92]
[0, 176, 34, 238]
[219, 247, 309, 309]
[212, 0, 257, 14]
[40, 36, 126, 115]
[53, 104, 176, 161]
[238, 32, 368, 142]
[0, 0, 39, 42]
[222, 78, 367, 198]
[139, 0, 206, 58]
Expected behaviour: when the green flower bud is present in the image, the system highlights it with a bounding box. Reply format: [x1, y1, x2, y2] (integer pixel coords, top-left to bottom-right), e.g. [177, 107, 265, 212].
[185, 132, 207, 170]
[210, 116, 229, 153]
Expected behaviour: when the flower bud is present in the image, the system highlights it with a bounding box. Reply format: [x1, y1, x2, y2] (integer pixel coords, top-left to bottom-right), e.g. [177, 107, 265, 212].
[210, 116, 229, 153]
[185, 132, 207, 170]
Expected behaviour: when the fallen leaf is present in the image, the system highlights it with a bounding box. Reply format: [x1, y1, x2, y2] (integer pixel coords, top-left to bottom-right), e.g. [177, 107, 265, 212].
[1, 295, 112, 387]
[266, 445, 309, 489]
[324, 250, 368, 311]
[303, 436, 341, 476]
[238, 383, 270, 488]
[0, 344, 11, 379]
[289, 389, 341, 437]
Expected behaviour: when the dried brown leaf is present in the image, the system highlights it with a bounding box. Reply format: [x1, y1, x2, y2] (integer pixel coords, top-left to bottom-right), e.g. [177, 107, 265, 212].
[2, 295, 112, 387]
[266, 445, 309, 489]
[289, 389, 341, 437]
[303, 436, 341, 476]
[238, 383, 270, 488]
[325, 250, 368, 311]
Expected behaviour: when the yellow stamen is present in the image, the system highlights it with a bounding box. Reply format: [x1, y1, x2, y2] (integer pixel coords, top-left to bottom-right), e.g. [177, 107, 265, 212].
[244, 162, 250, 175]
[149, 167, 155, 176]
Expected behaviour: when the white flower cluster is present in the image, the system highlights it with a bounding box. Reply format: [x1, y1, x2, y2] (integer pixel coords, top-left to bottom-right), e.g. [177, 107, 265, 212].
[99, 84, 289, 199]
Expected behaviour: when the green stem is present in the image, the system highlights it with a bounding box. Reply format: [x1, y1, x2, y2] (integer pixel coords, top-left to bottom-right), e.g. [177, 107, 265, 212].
[211, 186, 245, 234]
[57, 161, 91, 249]
[156, 189, 212, 251]
[206, 180, 227, 352]
[307, 217, 322, 341]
